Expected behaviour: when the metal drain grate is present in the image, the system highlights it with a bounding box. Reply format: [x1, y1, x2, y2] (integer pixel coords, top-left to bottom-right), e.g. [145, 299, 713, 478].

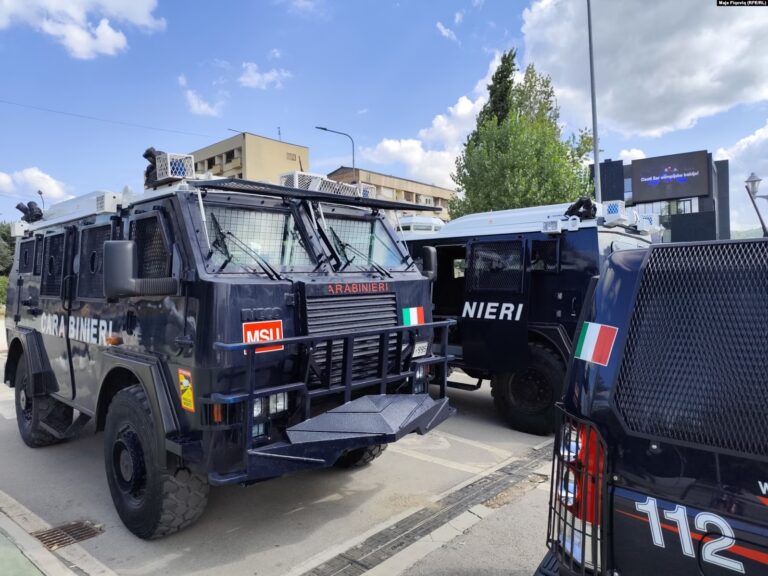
[32, 521, 103, 550]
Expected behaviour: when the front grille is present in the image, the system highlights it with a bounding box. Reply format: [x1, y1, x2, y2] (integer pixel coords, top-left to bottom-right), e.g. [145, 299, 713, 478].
[305, 293, 398, 387]
[547, 407, 607, 574]
[614, 241, 768, 459]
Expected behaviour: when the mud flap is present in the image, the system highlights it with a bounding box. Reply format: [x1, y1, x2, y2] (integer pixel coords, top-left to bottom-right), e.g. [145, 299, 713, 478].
[231, 394, 454, 483]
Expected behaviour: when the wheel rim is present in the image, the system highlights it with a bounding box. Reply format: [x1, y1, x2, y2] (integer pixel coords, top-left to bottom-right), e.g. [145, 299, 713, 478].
[112, 427, 147, 500]
[509, 369, 552, 414]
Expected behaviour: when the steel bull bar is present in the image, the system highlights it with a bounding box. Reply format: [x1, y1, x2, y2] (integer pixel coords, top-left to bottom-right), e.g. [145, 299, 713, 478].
[206, 320, 456, 485]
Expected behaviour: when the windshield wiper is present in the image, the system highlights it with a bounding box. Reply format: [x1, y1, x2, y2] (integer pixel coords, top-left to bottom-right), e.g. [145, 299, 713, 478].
[207, 213, 233, 272]
[223, 232, 283, 280]
[329, 227, 392, 278]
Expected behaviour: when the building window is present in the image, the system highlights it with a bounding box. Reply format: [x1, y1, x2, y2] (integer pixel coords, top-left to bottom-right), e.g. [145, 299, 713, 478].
[225, 149, 235, 163]
[286, 152, 297, 161]
[206, 157, 216, 170]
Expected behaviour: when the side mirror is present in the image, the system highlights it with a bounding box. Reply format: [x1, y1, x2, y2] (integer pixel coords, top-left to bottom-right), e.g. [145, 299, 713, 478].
[420, 245, 437, 282]
[104, 241, 178, 298]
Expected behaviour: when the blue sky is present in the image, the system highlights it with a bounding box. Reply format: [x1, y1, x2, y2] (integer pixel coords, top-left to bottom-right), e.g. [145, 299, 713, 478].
[2, 0, 768, 230]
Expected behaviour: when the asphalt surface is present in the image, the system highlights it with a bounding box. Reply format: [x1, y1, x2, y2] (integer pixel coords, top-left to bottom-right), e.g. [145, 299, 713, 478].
[0, 327, 550, 576]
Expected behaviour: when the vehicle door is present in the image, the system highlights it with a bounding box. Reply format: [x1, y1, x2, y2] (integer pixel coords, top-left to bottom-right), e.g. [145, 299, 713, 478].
[66, 221, 115, 410]
[459, 238, 530, 372]
[37, 227, 76, 399]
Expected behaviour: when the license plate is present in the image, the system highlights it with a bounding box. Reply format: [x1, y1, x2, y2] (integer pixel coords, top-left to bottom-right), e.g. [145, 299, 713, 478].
[413, 341, 429, 358]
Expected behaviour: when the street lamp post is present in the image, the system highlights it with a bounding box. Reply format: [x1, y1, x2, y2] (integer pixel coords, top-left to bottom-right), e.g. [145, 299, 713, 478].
[315, 126, 358, 195]
[745, 173, 767, 238]
[587, 0, 601, 203]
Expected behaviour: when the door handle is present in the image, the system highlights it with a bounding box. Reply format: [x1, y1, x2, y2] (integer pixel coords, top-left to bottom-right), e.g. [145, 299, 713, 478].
[571, 297, 578, 317]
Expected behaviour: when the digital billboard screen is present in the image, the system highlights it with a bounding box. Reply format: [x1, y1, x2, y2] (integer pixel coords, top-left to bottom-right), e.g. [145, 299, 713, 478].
[631, 151, 710, 203]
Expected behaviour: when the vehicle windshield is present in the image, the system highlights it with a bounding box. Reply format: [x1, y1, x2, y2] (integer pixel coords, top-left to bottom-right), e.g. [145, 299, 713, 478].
[322, 213, 407, 271]
[203, 203, 314, 273]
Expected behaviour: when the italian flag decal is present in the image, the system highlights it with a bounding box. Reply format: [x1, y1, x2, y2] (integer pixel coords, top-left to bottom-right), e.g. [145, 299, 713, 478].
[575, 322, 618, 366]
[402, 306, 425, 326]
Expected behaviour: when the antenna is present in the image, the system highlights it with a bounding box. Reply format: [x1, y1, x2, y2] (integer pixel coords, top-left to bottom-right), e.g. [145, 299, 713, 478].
[278, 126, 282, 141]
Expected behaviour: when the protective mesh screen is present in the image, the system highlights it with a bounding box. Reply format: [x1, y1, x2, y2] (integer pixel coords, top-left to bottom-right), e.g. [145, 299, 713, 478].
[325, 216, 403, 269]
[18, 238, 35, 274]
[131, 217, 170, 278]
[614, 241, 768, 458]
[206, 206, 313, 269]
[77, 225, 112, 298]
[41, 234, 65, 296]
[468, 241, 524, 292]
[33, 237, 43, 275]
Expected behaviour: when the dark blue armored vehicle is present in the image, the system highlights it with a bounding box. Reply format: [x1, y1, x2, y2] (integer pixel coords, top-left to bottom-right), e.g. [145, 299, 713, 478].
[537, 239, 768, 575]
[4, 151, 453, 538]
[407, 199, 653, 434]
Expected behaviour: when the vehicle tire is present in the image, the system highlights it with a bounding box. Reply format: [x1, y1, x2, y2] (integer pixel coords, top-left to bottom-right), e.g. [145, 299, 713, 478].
[104, 384, 209, 539]
[491, 342, 565, 436]
[334, 444, 387, 469]
[14, 354, 72, 448]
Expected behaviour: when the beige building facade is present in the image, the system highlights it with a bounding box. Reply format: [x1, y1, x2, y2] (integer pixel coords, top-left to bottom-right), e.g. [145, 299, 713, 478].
[191, 132, 309, 184]
[327, 167, 455, 221]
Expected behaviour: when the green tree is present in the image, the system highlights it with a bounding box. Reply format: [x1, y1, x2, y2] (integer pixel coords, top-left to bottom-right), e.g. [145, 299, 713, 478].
[0, 222, 12, 276]
[451, 51, 593, 218]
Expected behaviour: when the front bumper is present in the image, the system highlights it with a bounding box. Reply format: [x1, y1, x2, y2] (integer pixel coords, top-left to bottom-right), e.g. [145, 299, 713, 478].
[208, 393, 454, 485]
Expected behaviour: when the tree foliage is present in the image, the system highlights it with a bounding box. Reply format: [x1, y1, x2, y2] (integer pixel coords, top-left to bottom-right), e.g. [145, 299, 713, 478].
[451, 50, 593, 218]
[0, 223, 13, 276]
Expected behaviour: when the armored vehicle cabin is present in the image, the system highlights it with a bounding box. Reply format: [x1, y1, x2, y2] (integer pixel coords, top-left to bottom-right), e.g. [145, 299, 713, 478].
[408, 199, 655, 434]
[538, 238, 768, 576]
[4, 151, 453, 539]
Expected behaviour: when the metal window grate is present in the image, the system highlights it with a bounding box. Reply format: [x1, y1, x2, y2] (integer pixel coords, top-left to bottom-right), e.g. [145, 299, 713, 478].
[325, 216, 372, 261]
[18, 238, 35, 274]
[614, 241, 768, 459]
[32, 521, 102, 550]
[131, 217, 170, 278]
[41, 234, 65, 296]
[77, 225, 112, 298]
[207, 205, 313, 268]
[33, 236, 43, 275]
[468, 241, 524, 292]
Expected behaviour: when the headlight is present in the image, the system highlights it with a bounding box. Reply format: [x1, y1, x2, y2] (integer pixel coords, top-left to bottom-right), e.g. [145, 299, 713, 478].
[253, 398, 265, 419]
[269, 392, 288, 414]
[559, 424, 581, 463]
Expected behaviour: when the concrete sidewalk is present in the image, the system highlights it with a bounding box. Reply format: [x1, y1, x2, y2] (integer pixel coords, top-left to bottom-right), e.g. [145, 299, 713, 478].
[0, 527, 43, 576]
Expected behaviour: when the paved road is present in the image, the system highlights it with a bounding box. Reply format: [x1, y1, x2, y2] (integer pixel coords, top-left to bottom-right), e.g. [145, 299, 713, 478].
[0, 334, 548, 576]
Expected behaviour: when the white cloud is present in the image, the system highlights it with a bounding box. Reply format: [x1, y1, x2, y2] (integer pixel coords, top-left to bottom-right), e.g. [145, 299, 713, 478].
[436, 21, 457, 43]
[715, 119, 768, 231]
[522, 0, 768, 137]
[178, 74, 224, 116]
[0, 167, 71, 201]
[238, 62, 292, 89]
[361, 53, 505, 189]
[278, 0, 326, 17]
[618, 148, 646, 163]
[183, 89, 223, 117]
[269, 48, 282, 59]
[454, 11, 464, 25]
[472, 0, 484, 7]
[0, 0, 165, 59]
[357, 108, 368, 115]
